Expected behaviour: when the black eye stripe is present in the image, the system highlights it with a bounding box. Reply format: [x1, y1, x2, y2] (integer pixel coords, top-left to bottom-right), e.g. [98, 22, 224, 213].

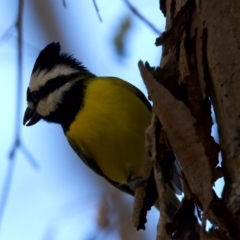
[28, 73, 81, 103]
[27, 87, 31, 101]
[42, 73, 83, 98]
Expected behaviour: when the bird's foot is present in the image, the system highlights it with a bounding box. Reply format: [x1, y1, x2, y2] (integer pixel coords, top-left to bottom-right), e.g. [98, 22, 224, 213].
[128, 176, 145, 192]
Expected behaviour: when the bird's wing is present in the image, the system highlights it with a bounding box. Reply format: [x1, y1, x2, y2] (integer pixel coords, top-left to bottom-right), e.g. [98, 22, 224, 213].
[130, 84, 152, 112]
[67, 139, 134, 196]
[105, 76, 152, 111]
[127, 82, 184, 194]
[170, 159, 183, 195]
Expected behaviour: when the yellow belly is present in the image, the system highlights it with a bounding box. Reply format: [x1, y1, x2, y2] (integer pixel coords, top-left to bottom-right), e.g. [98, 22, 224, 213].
[66, 77, 151, 184]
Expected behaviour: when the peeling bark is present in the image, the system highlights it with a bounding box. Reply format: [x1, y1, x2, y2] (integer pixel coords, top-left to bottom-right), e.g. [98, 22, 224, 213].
[200, 0, 240, 206]
[139, 60, 213, 215]
[135, 0, 240, 238]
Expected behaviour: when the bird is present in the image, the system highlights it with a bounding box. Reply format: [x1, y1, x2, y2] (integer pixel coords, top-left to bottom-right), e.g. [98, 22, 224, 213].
[23, 42, 181, 220]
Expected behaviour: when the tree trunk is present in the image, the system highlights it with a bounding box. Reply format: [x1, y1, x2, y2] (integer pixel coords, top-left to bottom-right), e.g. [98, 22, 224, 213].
[135, 0, 240, 239]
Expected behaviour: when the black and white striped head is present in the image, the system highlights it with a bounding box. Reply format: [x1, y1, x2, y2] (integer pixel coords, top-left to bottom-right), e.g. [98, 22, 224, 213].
[23, 42, 92, 127]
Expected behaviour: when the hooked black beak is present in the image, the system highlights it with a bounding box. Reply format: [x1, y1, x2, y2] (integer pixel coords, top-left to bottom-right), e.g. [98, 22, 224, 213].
[23, 107, 41, 126]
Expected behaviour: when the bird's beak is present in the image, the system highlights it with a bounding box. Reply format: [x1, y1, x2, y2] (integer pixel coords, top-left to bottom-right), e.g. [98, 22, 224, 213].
[23, 107, 41, 126]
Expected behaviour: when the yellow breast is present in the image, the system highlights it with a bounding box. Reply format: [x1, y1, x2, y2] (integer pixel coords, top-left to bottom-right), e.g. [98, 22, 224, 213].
[66, 77, 151, 184]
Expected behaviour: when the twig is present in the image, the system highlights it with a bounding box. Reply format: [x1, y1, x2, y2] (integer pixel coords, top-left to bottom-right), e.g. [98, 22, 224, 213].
[20, 142, 39, 169]
[92, 0, 102, 22]
[15, 0, 23, 142]
[123, 0, 161, 35]
[0, 25, 39, 51]
[0, 26, 15, 45]
[62, 0, 67, 8]
[0, 157, 15, 231]
[0, 0, 39, 231]
[0, 0, 24, 229]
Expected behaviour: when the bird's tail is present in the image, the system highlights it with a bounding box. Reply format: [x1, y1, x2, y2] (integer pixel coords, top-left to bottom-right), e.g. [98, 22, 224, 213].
[155, 185, 181, 220]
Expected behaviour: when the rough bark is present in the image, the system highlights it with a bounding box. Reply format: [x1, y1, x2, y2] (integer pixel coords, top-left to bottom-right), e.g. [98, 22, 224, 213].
[134, 0, 240, 239]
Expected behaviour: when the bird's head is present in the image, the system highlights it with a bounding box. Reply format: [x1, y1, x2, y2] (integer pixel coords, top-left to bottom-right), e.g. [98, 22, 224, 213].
[23, 42, 93, 127]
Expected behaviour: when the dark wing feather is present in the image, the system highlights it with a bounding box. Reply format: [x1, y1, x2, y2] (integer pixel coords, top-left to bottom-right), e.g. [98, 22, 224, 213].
[131, 84, 184, 195]
[169, 160, 183, 195]
[131, 85, 152, 112]
[67, 140, 134, 195]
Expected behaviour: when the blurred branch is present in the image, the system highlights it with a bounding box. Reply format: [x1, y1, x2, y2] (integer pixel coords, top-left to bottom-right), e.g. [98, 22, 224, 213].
[0, 22, 39, 51]
[92, 0, 102, 22]
[113, 17, 132, 57]
[123, 0, 161, 35]
[15, 0, 24, 142]
[0, 0, 24, 228]
[0, 28, 39, 52]
[62, 0, 67, 8]
[20, 142, 40, 169]
[0, 26, 15, 45]
[0, 0, 39, 231]
[0, 157, 15, 232]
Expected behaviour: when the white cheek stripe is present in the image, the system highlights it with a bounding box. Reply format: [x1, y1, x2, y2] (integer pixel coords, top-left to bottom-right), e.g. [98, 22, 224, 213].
[29, 65, 79, 91]
[36, 81, 75, 117]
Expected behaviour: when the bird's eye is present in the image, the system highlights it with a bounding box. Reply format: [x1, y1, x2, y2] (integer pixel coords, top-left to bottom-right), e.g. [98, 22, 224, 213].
[31, 91, 39, 103]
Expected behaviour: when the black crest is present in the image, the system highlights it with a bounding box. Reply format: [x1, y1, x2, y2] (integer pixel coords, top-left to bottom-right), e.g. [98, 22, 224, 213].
[32, 42, 90, 74]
